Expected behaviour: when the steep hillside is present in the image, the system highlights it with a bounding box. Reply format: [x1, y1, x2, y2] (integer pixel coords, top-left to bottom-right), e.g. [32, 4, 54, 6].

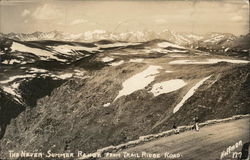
[0, 38, 249, 159]
[0, 90, 24, 139]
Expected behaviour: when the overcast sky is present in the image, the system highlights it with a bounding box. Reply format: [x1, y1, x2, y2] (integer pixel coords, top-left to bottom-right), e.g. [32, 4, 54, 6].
[0, 0, 249, 35]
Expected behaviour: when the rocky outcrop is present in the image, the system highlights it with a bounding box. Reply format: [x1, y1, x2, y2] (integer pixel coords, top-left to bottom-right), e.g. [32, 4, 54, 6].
[0, 37, 13, 53]
[0, 91, 24, 139]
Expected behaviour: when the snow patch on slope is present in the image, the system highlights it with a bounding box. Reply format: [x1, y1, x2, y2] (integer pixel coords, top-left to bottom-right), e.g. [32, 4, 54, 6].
[110, 60, 124, 66]
[102, 57, 114, 62]
[129, 59, 144, 63]
[203, 34, 225, 43]
[2, 59, 21, 64]
[56, 73, 73, 79]
[0, 75, 35, 84]
[145, 48, 187, 54]
[98, 42, 140, 49]
[11, 42, 66, 62]
[168, 54, 188, 58]
[157, 42, 185, 49]
[103, 103, 111, 107]
[173, 76, 211, 113]
[115, 65, 162, 101]
[1, 84, 23, 103]
[28, 68, 48, 73]
[169, 59, 249, 65]
[0, 74, 36, 103]
[52, 45, 100, 54]
[2, 86, 20, 98]
[150, 79, 186, 96]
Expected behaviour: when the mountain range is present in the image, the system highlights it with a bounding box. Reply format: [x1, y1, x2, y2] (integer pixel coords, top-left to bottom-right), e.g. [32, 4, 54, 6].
[2, 30, 249, 59]
[0, 30, 237, 45]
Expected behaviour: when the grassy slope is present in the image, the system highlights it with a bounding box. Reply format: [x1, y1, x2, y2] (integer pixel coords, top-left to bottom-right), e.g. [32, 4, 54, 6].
[0, 55, 249, 159]
[0, 39, 249, 159]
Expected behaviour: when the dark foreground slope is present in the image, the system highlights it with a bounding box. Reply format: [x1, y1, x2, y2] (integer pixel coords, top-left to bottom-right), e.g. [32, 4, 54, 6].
[151, 64, 250, 133]
[0, 62, 249, 159]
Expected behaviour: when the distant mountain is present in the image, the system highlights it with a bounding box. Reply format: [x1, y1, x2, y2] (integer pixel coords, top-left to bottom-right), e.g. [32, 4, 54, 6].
[191, 32, 237, 47]
[224, 33, 250, 50]
[191, 33, 249, 58]
[0, 30, 209, 45]
[0, 31, 65, 41]
[1, 30, 248, 59]
[202, 32, 236, 44]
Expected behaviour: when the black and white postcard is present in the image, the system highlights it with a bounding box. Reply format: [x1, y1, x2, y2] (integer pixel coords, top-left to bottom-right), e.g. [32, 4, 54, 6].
[0, 0, 249, 159]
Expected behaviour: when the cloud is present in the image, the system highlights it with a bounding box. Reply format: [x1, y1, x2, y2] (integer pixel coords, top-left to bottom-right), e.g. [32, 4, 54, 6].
[231, 15, 244, 22]
[243, 0, 249, 4]
[24, 19, 29, 24]
[155, 19, 167, 24]
[242, 4, 249, 9]
[32, 4, 62, 20]
[57, 22, 64, 25]
[21, 9, 31, 17]
[70, 19, 88, 25]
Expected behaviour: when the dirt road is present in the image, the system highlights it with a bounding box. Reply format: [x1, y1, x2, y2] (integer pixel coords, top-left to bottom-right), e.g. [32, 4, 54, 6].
[100, 118, 249, 160]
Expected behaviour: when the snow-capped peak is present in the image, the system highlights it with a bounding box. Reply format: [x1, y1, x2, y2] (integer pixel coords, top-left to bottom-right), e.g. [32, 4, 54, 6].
[1, 30, 237, 46]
